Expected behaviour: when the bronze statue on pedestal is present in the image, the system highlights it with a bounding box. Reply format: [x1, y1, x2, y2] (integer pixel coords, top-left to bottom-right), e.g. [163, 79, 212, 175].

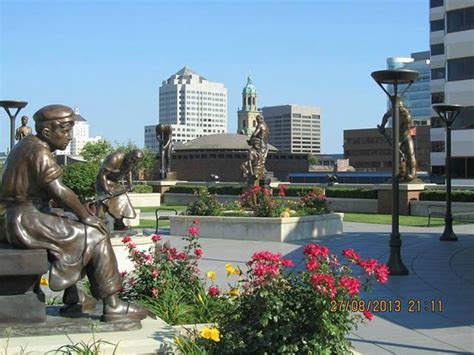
[241, 114, 269, 186]
[1, 104, 148, 322]
[156, 124, 173, 180]
[15, 115, 32, 141]
[378, 101, 417, 182]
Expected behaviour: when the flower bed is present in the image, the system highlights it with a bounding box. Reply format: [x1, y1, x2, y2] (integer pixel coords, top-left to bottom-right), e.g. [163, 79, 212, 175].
[170, 214, 343, 242]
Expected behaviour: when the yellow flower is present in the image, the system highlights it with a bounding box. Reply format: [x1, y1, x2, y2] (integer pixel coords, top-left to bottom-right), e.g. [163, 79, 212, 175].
[229, 287, 240, 297]
[40, 276, 49, 286]
[225, 263, 240, 276]
[200, 327, 220, 342]
[207, 271, 216, 281]
[174, 336, 181, 346]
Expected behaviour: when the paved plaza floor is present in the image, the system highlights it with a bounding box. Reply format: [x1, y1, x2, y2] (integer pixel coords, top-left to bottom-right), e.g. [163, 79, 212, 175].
[3, 221, 473, 354]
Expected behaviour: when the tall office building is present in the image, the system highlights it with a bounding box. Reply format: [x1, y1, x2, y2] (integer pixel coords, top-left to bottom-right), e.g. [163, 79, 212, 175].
[262, 105, 321, 154]
[157, 66, 227, 144]
[387, 51, 432, 126]
[237, 76, 262, 135]
[429, 0, 474, 184]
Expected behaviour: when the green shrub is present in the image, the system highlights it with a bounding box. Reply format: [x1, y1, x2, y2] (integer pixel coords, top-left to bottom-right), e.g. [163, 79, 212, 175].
[169, 185, 205, 194]
[239, 186, 285, 217]
[300, 188, 330, 215]
[186, 188, 224, 216]
[326, 188, 377, 199]
[132, 184, 153, 193]
[169, 185, 244, 195]
[62, 162, 100, 201]
[272, 185, 316, 197]
[420, 190, 474, 202]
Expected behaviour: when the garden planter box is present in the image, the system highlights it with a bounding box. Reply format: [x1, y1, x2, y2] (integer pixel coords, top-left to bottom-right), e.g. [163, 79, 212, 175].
[170, 213, 343, 242]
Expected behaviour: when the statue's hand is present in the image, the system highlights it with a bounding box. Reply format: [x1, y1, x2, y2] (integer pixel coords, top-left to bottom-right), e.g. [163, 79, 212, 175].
[82, 215, 108, 235]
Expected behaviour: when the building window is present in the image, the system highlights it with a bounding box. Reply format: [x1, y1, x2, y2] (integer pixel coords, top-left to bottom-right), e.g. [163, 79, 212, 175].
[431, 92, 445, 104]
[431, 67, 445, 80]
[430, 43, 444, 56]
[430, 0, 443, 7]
[452, 106, 474, 130]
[447, 57, 474, 81]
[431, 141, 445, 152]
[447, 7, 474, 33]
[430, 19, 445, 32]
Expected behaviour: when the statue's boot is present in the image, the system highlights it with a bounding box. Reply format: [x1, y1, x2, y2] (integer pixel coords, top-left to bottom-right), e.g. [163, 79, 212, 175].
[101, 297, 154, 322]
[60, 284, 98, 317]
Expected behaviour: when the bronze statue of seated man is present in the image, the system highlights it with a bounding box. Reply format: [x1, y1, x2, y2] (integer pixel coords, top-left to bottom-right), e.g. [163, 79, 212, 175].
[1, 104, 148, 322]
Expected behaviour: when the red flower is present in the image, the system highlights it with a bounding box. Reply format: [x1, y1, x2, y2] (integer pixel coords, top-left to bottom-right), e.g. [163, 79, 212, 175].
[127, 242, 137, 250]
[143, 253, 153, 262]
[194, 248, 203, 257]
[251, 251, 282, 263]
[188, 225, 200, 235]
[340, 275, 361, 296]
[342, 248, 361, 263]
[193, 219, 200, 225]
[151, 269, 160, 278]
[208, 286, 220, 297]
[278, 184, 286, 197]
[304, 244, 329, 258]
[151, 288, 158, 297]
[310, 273, 336, 298]
[281, 258, 294, 267]
[363, 310, 373, 321]
[375, 264, 389, 283]
[120, 271, 127, 278]
[306, 259, 320, 271]
[122, 235, 132, 244]
[359, 259, 378, 275]
[150, 234, 161, 242]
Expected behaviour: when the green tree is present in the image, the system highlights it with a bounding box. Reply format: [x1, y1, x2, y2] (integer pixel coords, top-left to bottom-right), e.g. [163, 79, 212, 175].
[80, 139, 114, 164]
[115, 141, 156, 179]
[308, 153, 319, 166]
[62, 162, 99, 201]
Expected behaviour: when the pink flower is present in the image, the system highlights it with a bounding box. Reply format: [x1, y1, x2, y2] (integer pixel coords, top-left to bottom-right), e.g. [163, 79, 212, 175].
[306, 259, 320, 271]
[122, 236, 132, 244]
[143, 253, 153, 262]
[304, 244, 329, 259]
[340, 275, 361, 296]
[278, 185, 286, 197]
[342, 249, 361, 263]
[208, 286, 220, 297]
[251, 251, 282, 263]
[193, 219, 200, 225]
[151, 288, 158, 297]
[151, 234, 161, 242]
[254, 263, 280, 278]
[281, 259, 294, 267]
[375, 264, 389, 283]
[359, 259, 378, 275]
[363, 310, 373, 321]
[310, 273, 336, 298]
[151, 269, 160, 278]
[127, 242, 137, 250]
[194, 248, 203, 257]
[176, 252, 188, 260]
[188, 225, 200, 235]
[120, 271, 127, 278]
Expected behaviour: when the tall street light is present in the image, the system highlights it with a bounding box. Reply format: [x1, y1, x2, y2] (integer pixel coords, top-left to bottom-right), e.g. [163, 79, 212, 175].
[371, 69, 419, 276]
[432, 104, 464, 241]
[0, 100, 28, 150]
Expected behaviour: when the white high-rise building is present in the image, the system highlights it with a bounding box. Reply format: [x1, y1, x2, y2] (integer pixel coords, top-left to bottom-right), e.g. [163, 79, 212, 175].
[429, 0, 474, 184]
[387, 51, 431, 126]
[157, 66, 227, 144]
[56, 107, 102, 156]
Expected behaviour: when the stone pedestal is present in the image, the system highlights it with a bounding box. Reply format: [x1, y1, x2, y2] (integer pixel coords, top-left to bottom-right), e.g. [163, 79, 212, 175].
[148, 179, 178, 195]
[0, 244, 48, 323]
[375, 183, 428, 215]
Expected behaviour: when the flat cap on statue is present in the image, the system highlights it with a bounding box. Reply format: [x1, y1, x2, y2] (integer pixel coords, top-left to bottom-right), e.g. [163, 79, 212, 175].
[33, 104, 74, 122]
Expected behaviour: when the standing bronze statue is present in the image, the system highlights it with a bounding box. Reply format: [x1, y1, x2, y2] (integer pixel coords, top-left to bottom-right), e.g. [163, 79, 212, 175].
[156, 124, 173, 180]
[1, 104, 148, 321]
[378, 101, 417, 182]
[96, 149, 144, 230]
[15, 115, 32, 141]
[241, 115, 269, 185]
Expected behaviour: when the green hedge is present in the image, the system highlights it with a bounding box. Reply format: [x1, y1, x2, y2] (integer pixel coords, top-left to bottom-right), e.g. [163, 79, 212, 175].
[420, 190, 474, 202]
[132, 184, 153, 193]
[325, 188, 377, 199]
[169, 185, 244, 195]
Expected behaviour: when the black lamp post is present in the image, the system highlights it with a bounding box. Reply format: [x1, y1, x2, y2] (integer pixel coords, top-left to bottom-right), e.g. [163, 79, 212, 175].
[0, 100, 28, 150]
[432, 104, 464, 241]
[371, 69, 419, 276]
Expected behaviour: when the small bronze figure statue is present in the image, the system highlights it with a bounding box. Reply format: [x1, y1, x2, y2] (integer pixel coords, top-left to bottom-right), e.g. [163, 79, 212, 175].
[15, 115, 32, 141]
[156, 124, 173, 180]
[378, 101, 417, 182]
[241, 115, 269, 186]
[1, 104, 148, 321]
[96, 149, 144, 230]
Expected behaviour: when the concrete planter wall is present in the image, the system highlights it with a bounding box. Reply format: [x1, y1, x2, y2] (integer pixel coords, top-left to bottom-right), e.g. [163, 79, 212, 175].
[327, 198, 377, 214]
[410, 200, 474, 221]
[128, 193, 161, 207]
[170, 213, 343, 242]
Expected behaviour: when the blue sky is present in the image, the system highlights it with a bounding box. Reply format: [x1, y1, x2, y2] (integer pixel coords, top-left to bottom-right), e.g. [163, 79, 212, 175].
[0, 0, 429, 153]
